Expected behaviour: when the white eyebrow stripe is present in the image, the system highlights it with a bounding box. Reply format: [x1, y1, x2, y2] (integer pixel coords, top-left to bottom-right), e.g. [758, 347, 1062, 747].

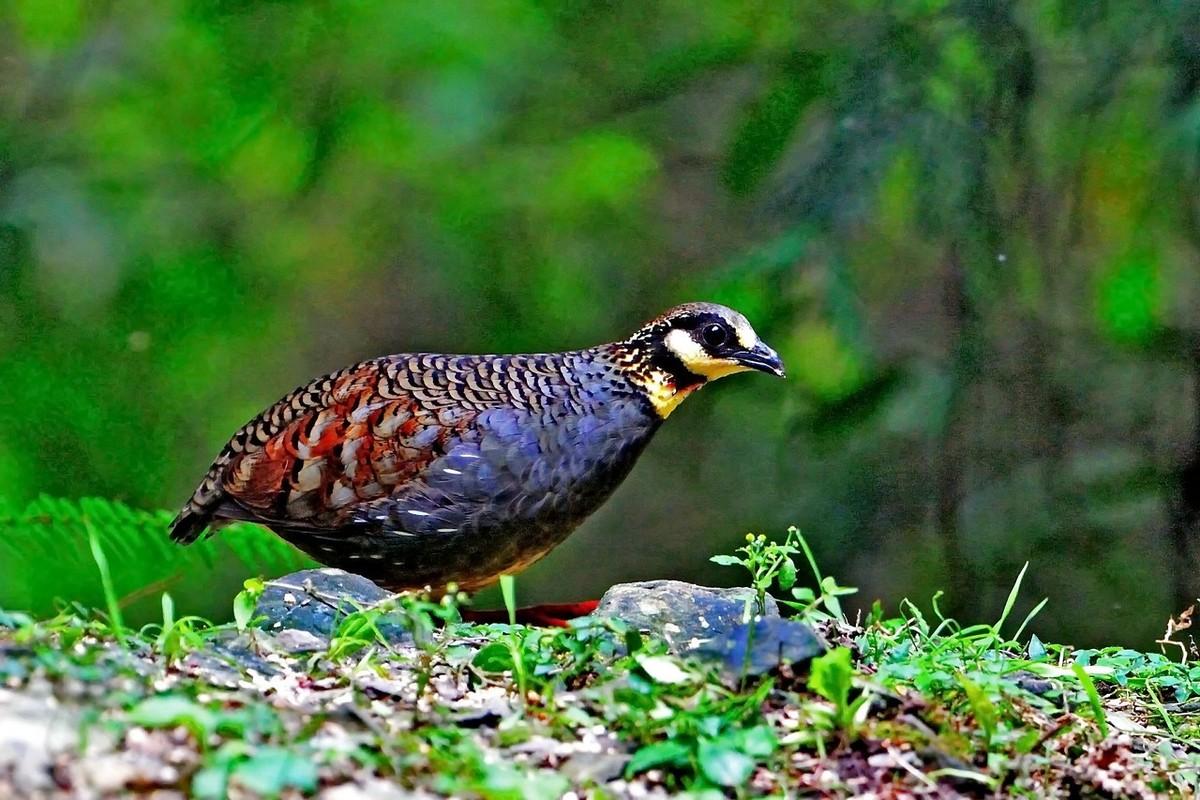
[735, 318, 756, 348]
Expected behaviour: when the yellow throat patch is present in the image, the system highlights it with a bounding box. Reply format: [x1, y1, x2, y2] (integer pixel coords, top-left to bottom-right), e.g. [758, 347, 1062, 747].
[639, 369, 701, 419]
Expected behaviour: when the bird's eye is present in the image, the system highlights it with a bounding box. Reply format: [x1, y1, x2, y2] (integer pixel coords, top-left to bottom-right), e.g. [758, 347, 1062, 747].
[700, 323, 729, 349]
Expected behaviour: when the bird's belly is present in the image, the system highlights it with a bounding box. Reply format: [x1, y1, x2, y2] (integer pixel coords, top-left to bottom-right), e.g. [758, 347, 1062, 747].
[290, 451, 648, 591]
[286, 494, 605, 593]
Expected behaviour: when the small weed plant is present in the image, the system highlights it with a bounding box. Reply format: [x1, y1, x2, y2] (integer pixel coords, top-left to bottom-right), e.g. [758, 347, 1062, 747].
[711, 526, 858, 621]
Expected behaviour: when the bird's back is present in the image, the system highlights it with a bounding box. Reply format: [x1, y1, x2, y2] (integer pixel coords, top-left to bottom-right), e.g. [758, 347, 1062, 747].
[169, 347, 660, 590]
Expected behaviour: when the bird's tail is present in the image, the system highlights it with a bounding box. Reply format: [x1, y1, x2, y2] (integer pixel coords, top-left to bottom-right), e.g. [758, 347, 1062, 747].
[168, 467, 228, 544]
[167, 506, 209, 544]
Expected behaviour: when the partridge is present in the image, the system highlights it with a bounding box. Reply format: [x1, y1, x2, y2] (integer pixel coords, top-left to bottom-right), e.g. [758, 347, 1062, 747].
[169, 303, 785, 593]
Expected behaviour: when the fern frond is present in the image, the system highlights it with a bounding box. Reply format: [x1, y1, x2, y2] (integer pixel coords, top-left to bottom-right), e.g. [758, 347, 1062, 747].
[0, 496, 314, 622]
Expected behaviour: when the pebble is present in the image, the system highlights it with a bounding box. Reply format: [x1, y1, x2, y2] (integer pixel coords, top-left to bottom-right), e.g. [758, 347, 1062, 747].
[0, 688, 80, 793]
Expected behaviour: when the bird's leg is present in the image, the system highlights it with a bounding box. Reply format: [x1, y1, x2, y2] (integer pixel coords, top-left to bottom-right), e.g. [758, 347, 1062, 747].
[461, 600, 600, 628]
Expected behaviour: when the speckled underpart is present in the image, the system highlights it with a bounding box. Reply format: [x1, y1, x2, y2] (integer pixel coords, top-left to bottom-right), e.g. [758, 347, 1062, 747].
[169, 302, 781, 593]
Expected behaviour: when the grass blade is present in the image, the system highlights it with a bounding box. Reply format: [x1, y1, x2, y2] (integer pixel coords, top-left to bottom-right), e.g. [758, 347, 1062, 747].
[85, 516, 125, 647]
[1012, 597, 1048, 643]
[995, 562, 1029, 635]
[1072, 662, 1109, 738]
[499, 574, 517, 626]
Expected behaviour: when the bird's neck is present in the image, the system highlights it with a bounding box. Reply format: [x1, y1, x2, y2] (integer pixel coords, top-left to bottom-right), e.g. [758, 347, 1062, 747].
[600, 341, 705, 419]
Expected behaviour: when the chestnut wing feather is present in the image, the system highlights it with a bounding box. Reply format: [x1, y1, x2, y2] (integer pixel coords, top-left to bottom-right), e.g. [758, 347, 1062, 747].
[168, 356, 506, 543]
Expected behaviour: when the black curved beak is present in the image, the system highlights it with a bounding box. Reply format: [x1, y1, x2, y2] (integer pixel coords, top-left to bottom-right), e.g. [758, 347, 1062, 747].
[735, 341, 786, 378]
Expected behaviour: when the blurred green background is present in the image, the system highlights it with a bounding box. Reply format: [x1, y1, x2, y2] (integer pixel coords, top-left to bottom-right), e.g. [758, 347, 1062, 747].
[3, 0, 1200, 647]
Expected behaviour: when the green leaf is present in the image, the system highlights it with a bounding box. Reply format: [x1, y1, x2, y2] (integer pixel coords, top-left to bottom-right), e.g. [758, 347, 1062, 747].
[958, 674, 997, 742]
[1028, 633, 1047, 660]
[129, 695, 217, 741]
[232, 576, 266, 631]
[625, 740, 691, 777]
[481, 766, 568, 800]
[472, 642, 515, 672]
[697, 739, 755, 787]
[231, 747, 318, 796]
[191, 765, 231, 800]
[1013, 728, 1044, 755]
[233, 590, 256, 632]
[160, 592, 175, 630]
[709, 555, 743, 567]
[736, 725, 778, 758]
[809, 647, 853, 709]
[1013, 597, 1049, 642]
[791, 586, 816, 602]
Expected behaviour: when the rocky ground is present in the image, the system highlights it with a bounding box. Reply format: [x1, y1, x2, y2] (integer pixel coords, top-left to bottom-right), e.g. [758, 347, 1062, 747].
[1, 566, 1198, 798]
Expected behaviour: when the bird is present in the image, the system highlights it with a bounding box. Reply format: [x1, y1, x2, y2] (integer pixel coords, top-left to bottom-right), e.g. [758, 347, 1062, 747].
[169, 302, 785, 600]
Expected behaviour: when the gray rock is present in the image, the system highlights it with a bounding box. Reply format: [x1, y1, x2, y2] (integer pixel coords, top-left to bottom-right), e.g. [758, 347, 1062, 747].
[596, 580, 779, 652]
[560, 752, 630, 784]
[178, 630, 283, 686]
[255, 569, 408, 642]
[1011, 671, 1057, 696]
[596, 580, 823, 676]
[272, 628, 329, 654]
[694, 616, 826, 679]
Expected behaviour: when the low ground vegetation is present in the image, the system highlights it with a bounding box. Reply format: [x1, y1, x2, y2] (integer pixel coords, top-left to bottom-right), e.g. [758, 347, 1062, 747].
[1, 525, 1199, 798]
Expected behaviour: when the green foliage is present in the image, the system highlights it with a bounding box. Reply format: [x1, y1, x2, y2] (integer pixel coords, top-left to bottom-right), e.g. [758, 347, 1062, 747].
[86, 516, 125, 647]
[626, 724, 776, 789]
[0, 497, 313, 622]
[711, 527, 857, 622]
[232, 577, 265, 633]
[708, 533, 783, 617]
[1071, 647, 1200, 703]
[470, 613, 636, 701]
[128, 694, 316, 797]
[620, 697, 779, 791]
[499, 574, 518, 627]
[128, 694, 230, 745]
[324, 588, 462, 670]
[807, 647, 867, 735]
[957, 672, 998, 745]
[424, 729, 570, 800]
[148, 592, 211, 664]
[197, 746, 320, 800]
[1072, 662, 1110, 739]
[4, 528, 1199, 795]
[722, 53, 825, 195]
[847, 563, 1200, 785]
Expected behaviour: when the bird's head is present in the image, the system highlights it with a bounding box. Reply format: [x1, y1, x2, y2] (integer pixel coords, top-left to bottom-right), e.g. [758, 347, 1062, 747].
[620, 302, 785, 418]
